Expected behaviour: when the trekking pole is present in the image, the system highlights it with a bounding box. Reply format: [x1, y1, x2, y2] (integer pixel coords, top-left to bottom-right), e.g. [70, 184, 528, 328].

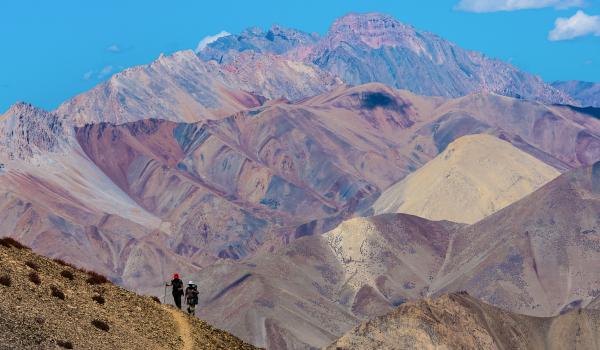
[163, 283, 167, 304]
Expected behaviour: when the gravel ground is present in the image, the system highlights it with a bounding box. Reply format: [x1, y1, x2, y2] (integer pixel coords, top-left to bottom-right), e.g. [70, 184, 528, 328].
[0, 241, 259, 350]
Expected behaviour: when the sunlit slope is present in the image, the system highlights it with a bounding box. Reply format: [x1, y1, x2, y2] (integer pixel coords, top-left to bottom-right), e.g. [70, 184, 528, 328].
[373, 134, 560, 224]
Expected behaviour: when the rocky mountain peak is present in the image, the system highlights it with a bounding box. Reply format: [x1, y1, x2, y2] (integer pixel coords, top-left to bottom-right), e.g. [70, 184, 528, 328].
[0, 102, 71, 161]
[326, 12, 419, 49]
[330, 12, 413, 34]
[198, 23, 319, 63]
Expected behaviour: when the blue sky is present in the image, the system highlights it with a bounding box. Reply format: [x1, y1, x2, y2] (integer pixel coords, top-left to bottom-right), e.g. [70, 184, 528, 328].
[1, 0, 599, 112]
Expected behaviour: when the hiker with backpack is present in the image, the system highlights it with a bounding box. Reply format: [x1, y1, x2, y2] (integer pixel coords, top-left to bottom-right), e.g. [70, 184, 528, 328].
[185, 281, 199, 316]
[166, 273, 184, 309]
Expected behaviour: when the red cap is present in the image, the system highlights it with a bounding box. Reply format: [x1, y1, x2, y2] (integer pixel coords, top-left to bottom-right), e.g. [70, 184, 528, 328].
[173, 273, 179, 279]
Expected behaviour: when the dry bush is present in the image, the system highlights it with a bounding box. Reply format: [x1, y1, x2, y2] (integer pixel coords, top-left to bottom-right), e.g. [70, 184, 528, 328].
[25, 261, 39, 270]
[0, 237, 29, 250]
[0, 275, 10, 287]
[92, 294, 105, 305]
[53, 258, 76, 269]
[91, 319, 110, 332]
[151, 296, 161, 304]
[57, 340, 74, 349]
[86, 271, 109, 285]
[28, 271, 41, 285]
[60, 270, 74, 281]
[50, 286, 65, 300]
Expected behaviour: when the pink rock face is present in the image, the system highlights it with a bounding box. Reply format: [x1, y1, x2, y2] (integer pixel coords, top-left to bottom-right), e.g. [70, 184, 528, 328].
[324, 13, 420, 50]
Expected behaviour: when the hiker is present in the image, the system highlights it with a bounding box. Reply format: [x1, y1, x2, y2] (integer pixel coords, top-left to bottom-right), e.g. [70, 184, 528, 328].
[185, 281, 199, 316]
[166, 273, 184, 309]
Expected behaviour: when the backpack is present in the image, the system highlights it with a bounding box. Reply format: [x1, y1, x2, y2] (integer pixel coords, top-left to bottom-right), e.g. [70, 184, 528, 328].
[187, 285, 199, 305]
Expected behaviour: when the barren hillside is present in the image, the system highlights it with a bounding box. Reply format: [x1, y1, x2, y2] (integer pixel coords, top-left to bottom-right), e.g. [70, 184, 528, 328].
[327, 292, 600, 350]
[0, 237, 258, 350]
[373, 134, 560, 224]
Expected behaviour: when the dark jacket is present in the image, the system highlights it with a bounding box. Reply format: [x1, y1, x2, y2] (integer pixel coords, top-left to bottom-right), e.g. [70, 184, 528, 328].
[170, 278, 184, 296]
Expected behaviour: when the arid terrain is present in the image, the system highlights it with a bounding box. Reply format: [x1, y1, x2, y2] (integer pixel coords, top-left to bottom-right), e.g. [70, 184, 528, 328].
[0, 237, 258, 350]
[327, 292, 600, 350]
[373, 134, 560, 224]
[1, 10, 600, 350]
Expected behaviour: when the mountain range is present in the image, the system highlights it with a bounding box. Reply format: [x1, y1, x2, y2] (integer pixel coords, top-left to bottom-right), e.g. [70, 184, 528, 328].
[1, 11, 600, 350]
[190, 161, 600, 349]
[200, 13, 574, 105]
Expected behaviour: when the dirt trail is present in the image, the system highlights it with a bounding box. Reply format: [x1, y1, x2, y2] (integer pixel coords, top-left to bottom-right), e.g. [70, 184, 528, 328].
[167, 307, 194, 350]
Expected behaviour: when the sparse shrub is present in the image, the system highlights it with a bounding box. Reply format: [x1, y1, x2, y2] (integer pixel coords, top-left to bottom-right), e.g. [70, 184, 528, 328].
[50, 286, 65, 300]
[28, 271, 41, 285]
[25, 261, 38, 270]
[53, 258, 76, 269]
[34, 317, 45, 325]
[60, 270, 74, 280]
[91, 319, 110, 332]
[0, 275, 10, 287]
[86, 271, 109, 285]
[151, 296, 161, 304]
[92, 294, 105, 305]
[0, 237, 29, 250]
[57, 340, 73, 349]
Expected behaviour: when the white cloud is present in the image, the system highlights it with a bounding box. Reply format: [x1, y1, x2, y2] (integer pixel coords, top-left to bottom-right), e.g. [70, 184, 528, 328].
[107, 44, 121, 53]
[549, 10, 600, 40]
[455, 0, 583, 12]
[83, 70, 94, 80]
[195, 30, 231, 52]
[97, 65, 114, 79]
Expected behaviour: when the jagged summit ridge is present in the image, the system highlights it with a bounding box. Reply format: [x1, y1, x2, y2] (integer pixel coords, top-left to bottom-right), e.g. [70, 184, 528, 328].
[200, 12, 574, 105]
[198, 24, 320, 63]
[57, 48, 339, 125]
[325, 12, 423, 50]
[0, 102, 71, 161]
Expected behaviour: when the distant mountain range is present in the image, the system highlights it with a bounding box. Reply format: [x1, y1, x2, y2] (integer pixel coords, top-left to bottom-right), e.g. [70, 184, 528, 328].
[200, 13, 575, 106]
[1, 11, 600, 350]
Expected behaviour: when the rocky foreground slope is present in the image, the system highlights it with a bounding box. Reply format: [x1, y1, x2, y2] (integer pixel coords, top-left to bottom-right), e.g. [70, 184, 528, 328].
[0, 237, 258, 350]
[327, 292, 600, 350]
[373, 134, 560, 224]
